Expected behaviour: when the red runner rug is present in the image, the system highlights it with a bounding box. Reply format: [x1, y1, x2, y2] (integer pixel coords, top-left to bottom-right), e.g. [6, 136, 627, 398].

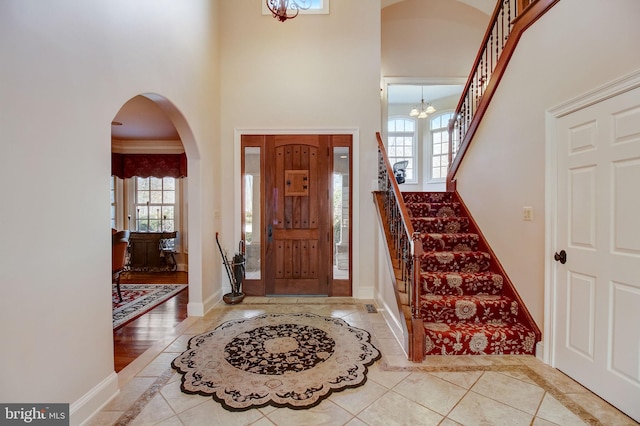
[112, 284, 187, 329]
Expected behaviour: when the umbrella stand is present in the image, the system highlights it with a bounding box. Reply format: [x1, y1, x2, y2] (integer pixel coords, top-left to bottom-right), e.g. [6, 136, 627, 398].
[216, 232, 245, 304]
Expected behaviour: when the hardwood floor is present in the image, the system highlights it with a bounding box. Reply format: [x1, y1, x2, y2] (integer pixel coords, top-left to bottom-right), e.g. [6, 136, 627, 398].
[113, 271, 189, 372]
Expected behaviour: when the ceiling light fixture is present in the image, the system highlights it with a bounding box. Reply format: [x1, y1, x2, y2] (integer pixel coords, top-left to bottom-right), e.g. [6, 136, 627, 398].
[266, 0, 312, 22]
[409, 86, 436, 119]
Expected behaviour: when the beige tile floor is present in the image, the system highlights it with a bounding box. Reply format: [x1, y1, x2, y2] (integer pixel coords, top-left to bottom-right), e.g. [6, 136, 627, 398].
[89, 298, 639, 425]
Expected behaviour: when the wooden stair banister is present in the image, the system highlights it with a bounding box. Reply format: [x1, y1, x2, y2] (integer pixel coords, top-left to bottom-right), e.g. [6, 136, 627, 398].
[374, 132, 424, 362]
[447, 0, 560, 189]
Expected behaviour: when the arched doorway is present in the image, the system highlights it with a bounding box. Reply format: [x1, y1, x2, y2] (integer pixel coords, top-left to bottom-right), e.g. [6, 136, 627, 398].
[110, 94, 200, 372]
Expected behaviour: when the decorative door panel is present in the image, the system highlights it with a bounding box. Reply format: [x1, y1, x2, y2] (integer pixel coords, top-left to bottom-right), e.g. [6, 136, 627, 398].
[266, 135, 330, 295]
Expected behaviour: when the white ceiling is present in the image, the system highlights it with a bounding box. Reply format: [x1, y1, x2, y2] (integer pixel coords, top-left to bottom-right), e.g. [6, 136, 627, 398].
[387, 84, 464, 105]
[382, 0, 495, 15]
[111, 95, 179, 141]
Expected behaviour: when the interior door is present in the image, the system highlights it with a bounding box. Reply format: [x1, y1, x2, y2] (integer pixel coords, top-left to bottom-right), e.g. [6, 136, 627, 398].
[265, 135, 330, 295]
[554, 86, 640, 422]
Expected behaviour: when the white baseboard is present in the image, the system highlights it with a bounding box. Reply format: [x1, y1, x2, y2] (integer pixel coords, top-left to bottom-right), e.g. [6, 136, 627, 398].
[535, 341, 545, 361]
[187, 301, 204, 316]
[187, 287, 221, 317]
[73, 372, 119, 426]
[203, 289, 221, 315]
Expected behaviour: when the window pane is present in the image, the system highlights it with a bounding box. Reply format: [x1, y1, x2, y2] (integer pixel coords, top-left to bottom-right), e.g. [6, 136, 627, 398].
[150, 177, 163, 190]
[137, 177, 149, 190]
[405, 168, 413, 180]
[163, 177, 175, 190]
[388, 121, 396, 132]
[163, 190, 175, 204]
[162, 206, 174, 219]
[243, 146, 261, 280]
[150, 190, 163, 203]
[138, 191, 149, 204]
[333, 147, 349, 280]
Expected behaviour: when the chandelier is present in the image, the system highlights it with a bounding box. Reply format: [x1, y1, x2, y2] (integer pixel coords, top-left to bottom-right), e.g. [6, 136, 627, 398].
[266, 0, 312, 22]
[409, 86, 436, 119]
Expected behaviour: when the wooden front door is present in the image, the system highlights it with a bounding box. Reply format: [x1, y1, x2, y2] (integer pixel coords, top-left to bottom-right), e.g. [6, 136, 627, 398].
[264, 135, 330, 295]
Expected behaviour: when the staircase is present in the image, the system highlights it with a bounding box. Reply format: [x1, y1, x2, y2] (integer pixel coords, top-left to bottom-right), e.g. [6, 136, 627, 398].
[403, 191, 537, 356]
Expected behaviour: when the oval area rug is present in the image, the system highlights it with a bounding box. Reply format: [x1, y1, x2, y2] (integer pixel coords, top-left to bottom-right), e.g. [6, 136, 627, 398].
[172, 312, 381, 411]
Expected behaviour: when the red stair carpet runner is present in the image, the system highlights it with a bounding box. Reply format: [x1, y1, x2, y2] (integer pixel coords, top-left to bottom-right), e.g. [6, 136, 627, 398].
[403, 192, 536, 356]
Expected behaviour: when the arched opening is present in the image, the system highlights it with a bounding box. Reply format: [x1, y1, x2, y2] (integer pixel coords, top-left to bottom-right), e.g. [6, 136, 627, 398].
[110, 94, 201, 372]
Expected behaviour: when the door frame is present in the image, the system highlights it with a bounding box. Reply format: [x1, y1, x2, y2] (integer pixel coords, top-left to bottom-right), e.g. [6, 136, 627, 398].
[235, 128, 359, 297]
[544, 69, 640, 365]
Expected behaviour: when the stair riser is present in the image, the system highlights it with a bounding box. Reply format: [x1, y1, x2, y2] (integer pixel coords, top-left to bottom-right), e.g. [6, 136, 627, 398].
[420, 297, 518, 324]
[411, 218, 470, 234]
[423, 323, 536, 355]
[421, 272, 504, 296]
[420, 252, 490, 272]
[421, 234, 479, 252]
[393, 191, 538, 357]
[403, 192, 453, 204]
[406, 202, 461, 218]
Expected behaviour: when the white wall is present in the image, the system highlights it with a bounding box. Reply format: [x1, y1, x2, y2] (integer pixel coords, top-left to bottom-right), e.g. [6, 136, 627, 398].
[377, 0, 487, 336]
[218, 0, 382, 298]
[454, 0, 640, 332]
[0, 1, 220, 423]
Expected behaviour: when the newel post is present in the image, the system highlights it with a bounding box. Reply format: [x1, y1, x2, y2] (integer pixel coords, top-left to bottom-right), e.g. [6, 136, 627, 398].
[410, 232, 424, 362]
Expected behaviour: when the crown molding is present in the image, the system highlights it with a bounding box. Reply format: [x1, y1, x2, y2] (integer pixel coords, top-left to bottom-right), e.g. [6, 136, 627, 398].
[111, 139, 184, 154]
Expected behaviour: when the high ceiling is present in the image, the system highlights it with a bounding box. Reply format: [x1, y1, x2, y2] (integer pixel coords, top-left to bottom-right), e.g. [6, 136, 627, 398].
[111, 1, 492, 142]
[382, 0, 495, 15]
[111, 95, 179, 141]
[387, 84, 464, 105]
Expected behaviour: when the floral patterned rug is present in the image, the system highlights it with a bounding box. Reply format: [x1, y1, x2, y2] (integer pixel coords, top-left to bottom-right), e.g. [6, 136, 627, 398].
[112, 284, 187, 329]
[172, 312, 381, 411]
[402, 191, 538, 356]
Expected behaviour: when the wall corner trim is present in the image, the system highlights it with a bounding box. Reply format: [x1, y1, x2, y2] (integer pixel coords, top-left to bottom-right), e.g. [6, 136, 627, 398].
[71, 372, 119, 426]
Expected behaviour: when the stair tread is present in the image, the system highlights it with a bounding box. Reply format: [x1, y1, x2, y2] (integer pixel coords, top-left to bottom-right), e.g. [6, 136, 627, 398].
[403, 192, 453, 203]
[421, 250, 488, 256]
[420, 251, 491, 273]
[406, 202, 462, 218]
[421, 232, 478, 237]
[421, 294, 512, 302]
[411, 217, 470, 234]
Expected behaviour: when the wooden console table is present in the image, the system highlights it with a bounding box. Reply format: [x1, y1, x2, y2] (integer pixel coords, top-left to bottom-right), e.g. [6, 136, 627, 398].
[128, 231, 177, 271]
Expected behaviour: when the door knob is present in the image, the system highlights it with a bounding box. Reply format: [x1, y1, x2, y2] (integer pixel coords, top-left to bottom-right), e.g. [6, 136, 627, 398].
[554, 250, 567, 264]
